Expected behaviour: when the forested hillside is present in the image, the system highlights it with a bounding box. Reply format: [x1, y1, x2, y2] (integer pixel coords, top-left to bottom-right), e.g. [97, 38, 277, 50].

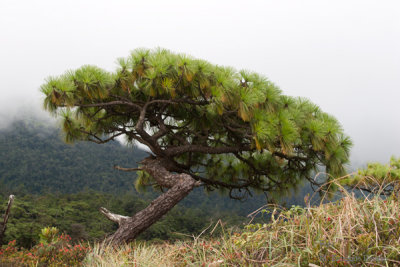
[0, 120, 147, 194]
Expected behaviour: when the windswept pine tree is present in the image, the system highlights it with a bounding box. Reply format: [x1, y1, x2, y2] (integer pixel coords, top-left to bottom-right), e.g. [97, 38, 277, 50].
[41, 48, 352, 244]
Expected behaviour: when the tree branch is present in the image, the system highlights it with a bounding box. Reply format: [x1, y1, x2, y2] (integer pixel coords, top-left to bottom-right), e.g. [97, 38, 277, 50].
[99, 207, 130, 226]
[184, 171, 255, 190]
[84, 131, 124, 144]
[166, 144, 252, 156]
[75, 101, 142, 110]
[114, 165, 142, 172]
[233, 153, 279, 184]
[139, 157, 201, 188]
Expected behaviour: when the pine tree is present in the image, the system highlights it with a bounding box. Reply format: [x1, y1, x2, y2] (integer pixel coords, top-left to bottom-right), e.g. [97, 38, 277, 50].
[41, 48, 352, 244]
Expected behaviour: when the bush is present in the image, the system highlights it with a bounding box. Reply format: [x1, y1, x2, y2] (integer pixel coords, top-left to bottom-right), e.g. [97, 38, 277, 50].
[0, 227, 89, 266]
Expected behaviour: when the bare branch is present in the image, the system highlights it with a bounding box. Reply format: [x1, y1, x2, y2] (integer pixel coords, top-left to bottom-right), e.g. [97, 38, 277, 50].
[99, 207, 130, 226]
[114, 165, 142, 172]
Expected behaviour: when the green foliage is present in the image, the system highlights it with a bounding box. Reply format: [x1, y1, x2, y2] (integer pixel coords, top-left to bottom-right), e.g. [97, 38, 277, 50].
[0, 191, 123, 247]
[134, 170, 156, 192]
[0, 229, 89, 266]
[39, 227, 59, 245]
[341, 156, 400, 195]
[40, 48, 352, 194]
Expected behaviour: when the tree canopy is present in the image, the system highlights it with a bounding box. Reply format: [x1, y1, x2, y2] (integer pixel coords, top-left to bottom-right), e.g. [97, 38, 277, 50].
[41, 48, 352, 198]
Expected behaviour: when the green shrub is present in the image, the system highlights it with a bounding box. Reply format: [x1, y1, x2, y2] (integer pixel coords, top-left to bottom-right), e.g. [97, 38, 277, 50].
[0, 227, 89, 266]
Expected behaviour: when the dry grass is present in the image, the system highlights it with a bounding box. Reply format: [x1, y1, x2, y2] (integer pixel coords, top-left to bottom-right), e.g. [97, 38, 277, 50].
[84, 179, 400, 266]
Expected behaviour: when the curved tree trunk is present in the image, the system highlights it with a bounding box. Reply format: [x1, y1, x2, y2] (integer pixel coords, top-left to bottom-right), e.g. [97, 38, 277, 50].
[100, 158, 200, 245]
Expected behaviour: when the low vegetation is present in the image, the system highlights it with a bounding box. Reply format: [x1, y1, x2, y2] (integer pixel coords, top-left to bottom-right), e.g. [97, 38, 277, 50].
[0, 191, 248, 249]
[0, 227, 89, 266]
[83, 186, 400, 266]
[3, 179, 400, 266]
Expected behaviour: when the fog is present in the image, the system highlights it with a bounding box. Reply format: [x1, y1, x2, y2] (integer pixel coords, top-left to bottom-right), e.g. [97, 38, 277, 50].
[0, 0, 399, 165]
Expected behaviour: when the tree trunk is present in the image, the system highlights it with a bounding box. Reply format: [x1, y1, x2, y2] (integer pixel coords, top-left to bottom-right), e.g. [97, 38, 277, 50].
[0, 195, 15, 245]
[100, 158, 200, 245]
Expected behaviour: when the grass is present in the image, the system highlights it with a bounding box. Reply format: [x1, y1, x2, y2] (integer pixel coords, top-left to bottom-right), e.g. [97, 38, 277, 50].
[83, 179, 400, 267]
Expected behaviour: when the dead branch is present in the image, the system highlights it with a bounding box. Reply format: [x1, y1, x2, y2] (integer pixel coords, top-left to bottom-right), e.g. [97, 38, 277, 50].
[0, 195, 15, 244]
[99, 207, 130, 226]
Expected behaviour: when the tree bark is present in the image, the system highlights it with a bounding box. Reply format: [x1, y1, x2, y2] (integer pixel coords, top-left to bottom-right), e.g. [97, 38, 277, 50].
[0, 195, 15, 245]
[101, 158, 200, 245]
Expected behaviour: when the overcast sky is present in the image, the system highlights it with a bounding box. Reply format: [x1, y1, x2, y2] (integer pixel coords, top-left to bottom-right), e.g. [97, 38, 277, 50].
[0, 0, 399, 165]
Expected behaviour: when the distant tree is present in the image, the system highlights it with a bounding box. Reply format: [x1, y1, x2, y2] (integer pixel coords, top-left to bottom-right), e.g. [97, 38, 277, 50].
[41, 48, 351, 244]
[341, 156, 400, 196]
